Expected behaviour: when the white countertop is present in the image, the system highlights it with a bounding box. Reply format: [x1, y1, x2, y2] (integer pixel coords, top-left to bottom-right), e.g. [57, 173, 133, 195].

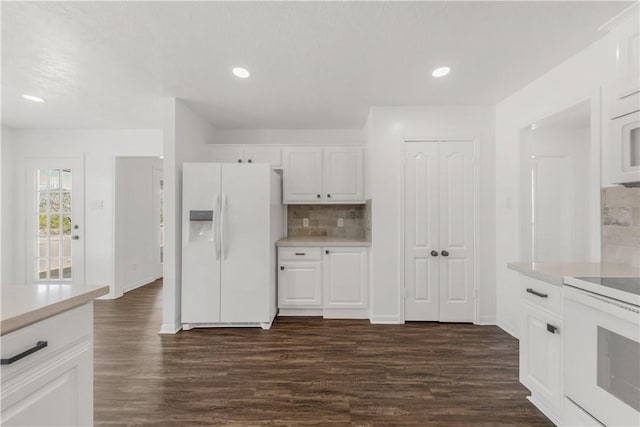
[1, 284, 109, 336]
[276, 236, 371, 247]
[507, 262, 640, 286]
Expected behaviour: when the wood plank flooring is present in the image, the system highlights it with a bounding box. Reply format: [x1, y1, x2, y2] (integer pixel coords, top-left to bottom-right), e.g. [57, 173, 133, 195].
[94, 279, 553, 426]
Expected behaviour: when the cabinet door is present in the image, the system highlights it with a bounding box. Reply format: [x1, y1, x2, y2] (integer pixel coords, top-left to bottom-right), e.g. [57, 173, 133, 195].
[323, 147, 364, 203]
[211, 147, 245, 163]
[278, 261, 322, 307]
[323, 247, 367, 309]
[282, 148, 323, 203]
[612, 9, 640, 99]
[1, 341, 92, 426]
[520, 303, 562, 414]
[244, 147, 282, 168]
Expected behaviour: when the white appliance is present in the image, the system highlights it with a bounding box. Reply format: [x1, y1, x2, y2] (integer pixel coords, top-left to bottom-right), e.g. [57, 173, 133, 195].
[181, 163, 283, 330]
[563, 277, 640, 426]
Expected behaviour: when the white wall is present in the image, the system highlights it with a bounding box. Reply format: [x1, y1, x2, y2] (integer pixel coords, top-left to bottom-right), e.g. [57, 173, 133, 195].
[1, 127, 15, 284]
[161, 98, 217, 334]
[495, 36, 610, 337]
[114, 157, 163, 297]
[5, 129, 162, 297]
[366, 106, 496, 324]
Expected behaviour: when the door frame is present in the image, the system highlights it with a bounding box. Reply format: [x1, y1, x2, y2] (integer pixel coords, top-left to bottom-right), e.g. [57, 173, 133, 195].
[399, 137, 480, 324]
[24, 155, 86, 285]
[111, 153, 163, 299]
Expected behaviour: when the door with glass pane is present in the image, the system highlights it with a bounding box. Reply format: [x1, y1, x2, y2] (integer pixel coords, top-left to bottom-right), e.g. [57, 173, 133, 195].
[26, 158, 84, 284]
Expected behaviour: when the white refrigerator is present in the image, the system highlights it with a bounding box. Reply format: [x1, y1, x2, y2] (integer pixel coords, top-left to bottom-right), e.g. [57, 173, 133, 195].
[181, 162, 283, 330]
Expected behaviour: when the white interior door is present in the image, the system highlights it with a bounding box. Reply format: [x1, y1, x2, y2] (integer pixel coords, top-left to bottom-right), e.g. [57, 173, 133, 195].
[438, 142, 475, 322]
[404, 142, 440, 321]
[25, 157, 84, 285]
[404, 141, 475, 322]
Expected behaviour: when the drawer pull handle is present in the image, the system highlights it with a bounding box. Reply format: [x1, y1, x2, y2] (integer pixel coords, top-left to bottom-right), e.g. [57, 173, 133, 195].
[526, 288, 548, 298]
[546, 324, 558, 334]
[280, 266, 284, 271]
[295, 252, 305, 256]
[1, 341, 48, 365]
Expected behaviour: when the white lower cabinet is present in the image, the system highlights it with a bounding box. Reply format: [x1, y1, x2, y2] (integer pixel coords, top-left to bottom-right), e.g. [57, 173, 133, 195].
[278, 246, 368, 318]
[278, 261, 322, 307]
[519, 276, 563, 425]
[323, 247, 367, 309]
[1, 304, 94, 427]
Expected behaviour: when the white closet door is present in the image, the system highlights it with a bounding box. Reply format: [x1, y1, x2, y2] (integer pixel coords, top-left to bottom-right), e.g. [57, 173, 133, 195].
[438, 142, 475, 322]
[404, 142, 440, 321]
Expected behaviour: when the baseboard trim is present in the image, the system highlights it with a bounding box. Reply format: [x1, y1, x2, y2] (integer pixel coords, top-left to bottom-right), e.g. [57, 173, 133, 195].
[370, 314, 402, 324]
[477, 315, 497, 325]
[158, 322, 182, 334]
[497, 320, 518, 339]
[123, 275, 158, 294]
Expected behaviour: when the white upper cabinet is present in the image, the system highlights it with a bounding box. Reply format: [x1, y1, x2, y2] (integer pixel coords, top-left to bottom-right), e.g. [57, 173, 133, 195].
[283, 146, 364, 204]
[610, 5, 640, 100]
[323, 147, 364, 202]
[283, 147, 324, 202]
[210, 145, 282, 168]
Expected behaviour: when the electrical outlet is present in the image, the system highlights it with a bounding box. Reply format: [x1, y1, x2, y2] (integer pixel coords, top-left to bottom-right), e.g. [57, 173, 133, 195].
[303, 218, 309, 227]
[337, 218, 344, 227]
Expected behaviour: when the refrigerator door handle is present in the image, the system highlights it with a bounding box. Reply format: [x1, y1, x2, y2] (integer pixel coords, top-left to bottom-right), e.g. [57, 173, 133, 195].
[214, 194, 221, 260]
[221, 194, 227, 259]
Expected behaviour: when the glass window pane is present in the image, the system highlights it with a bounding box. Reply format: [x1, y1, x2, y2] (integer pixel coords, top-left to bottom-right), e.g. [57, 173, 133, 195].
[38, 214, 48, 236]
[38, 259, 47, 279]
[63, 257, 72, 279]
[50, 214, 60, 235]
[49, 191, 61, 213]
[630, 127, 639, 167]
[38, 169, 48, 191]
[61, 169, 72, 191]
[49, 169, 60, 190]
[62, 216, 72, 235]
[50, 236, 60, 258]
[63, 236, 71, 257]
[62, 192, 72, 213]
[38, 192, 49, 213]
[49, 257, 60, 279]
[37, 235, 47, 258]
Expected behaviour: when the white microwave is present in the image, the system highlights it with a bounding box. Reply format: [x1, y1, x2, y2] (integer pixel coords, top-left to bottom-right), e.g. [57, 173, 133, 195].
[610, 97, 640, 185]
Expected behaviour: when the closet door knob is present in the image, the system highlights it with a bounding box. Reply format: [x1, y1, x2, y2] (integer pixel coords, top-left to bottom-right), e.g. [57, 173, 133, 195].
[430, 250, 438, 257]
[237, 159, 242, 163]
[441, 250, 449, 257]
[316, 194, 321, 198]
[280, 266, 284, 271]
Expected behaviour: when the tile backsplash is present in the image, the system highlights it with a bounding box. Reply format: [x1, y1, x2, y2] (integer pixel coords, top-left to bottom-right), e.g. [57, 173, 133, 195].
[287, 203, 370, 239]
[602, 187, 640, 267]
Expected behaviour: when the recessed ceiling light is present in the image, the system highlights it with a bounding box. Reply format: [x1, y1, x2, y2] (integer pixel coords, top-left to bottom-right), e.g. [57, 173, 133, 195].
[23, 94, 45, 102]
[159, 156, 164, 159]
[431, 67, 451, 78]
[232, 67, 250, 78]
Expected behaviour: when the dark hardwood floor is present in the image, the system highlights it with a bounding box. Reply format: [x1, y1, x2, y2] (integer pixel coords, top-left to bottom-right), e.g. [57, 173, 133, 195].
[94, 279, 553, 426]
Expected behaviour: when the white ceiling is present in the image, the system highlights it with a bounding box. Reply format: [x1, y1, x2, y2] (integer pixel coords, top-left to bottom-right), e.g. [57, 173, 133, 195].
[1, 1, 631, 130]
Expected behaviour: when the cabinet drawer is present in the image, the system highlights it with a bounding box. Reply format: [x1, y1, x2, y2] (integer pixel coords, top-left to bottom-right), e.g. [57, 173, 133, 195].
[1, 304, 92, 379]
[278, 247, 321, 261]
[520, 276, 562, 316]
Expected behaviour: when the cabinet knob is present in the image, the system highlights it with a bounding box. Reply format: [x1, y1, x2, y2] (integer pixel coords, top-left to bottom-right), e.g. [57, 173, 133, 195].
[316, 194, 321, 198]
[430, 250, 438, 257]
[327, 194, 331, 198]
[325, 250, 329, 254]
[237, 159, 242, 163]
[441, 250, 449, 257]
[280, 266, 284, 271]
[546, 323, 558, 334]
[248, 159, 252, 163]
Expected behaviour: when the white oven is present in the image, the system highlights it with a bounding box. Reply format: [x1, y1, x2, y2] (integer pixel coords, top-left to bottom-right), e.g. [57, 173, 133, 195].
[563, 283, 640, 426]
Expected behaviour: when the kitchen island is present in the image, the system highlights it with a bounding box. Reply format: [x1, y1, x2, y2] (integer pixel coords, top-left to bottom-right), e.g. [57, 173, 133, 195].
[1, 284, 108, 426]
